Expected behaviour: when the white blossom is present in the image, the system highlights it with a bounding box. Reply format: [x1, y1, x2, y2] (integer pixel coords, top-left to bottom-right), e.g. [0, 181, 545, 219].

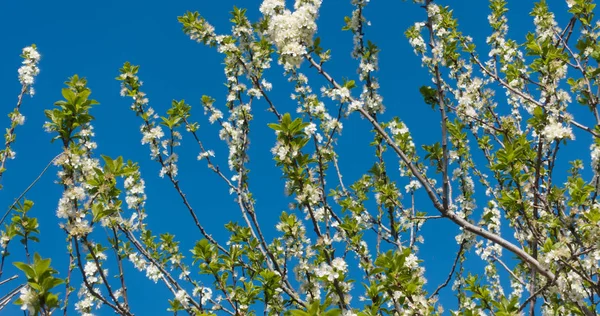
[141, 126, 164, 145]
[18, 286, 37, 313]
[175, 290, 190, 308]
[18, 45, 41, 94]
[542, 120, 573, 140]
[145, 264, 162, 283]
[260, 0, 322, 69]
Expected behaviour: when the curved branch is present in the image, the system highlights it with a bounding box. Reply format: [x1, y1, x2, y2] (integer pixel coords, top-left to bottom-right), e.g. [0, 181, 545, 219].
[305, 54, 557, 282]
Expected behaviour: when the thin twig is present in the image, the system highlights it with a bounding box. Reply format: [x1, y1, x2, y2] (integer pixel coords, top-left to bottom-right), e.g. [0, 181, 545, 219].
[0, 275, 18, 287]
[0, 85, 28, 186]
[0, 153, 62, 227]
[73, 237, 131, 316]
[430, 241, 465, 298]
[62, 248, 75, 316]
[0, 283, 25, 310]
[491, 255, 525, 286]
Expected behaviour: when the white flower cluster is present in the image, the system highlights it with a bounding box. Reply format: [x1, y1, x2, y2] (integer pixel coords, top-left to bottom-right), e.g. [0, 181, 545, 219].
[360, 81, 384, 113]
[304, 122, 317, 137]
[18, 286, 37, 314]
[55, 146, 100, 236]
[139, 122, 166, 161]
[218, 103, 251, 172]
[289, 73, 340, 142]
[486, 2, 520, 64]
[18, 45, 41, 95]
[185, 16, 216, 45]
[128, 253, 147, 271]
[475, 201, 505, 298]
[454, 75, 486, 122]
[260, 0, 322, 69]
[203, 97, 223, 124]
[175, 290, 190, 308]
[272, 141, 293, 161]
[261, 79, 273, 91]
[407, 22, 426, 55]
[426, 4, 447, 65]
[193, 286, 213, 305]
[75, 284, 101, 316]
[141, 126, 164, 145]
[10, 112, 25, 126]
[159, 153, 179, 178]
[322, 86, 351, 103]
[347, 99, 364, 113]
[388, 121, 410, 141]
[541, 119, 573, 141]
[129, 253, 163, 284]
[542, 243, 570, 266]
[295, 182, 321, 206]
[226, 83, 247, 102]
[197, 149, 215, 161]
[84, 261, 99, 283]
[51, 119, 100, 237]
[79, 126, 98, 151]
[302, 206, 325, 222]
[385, 252, 430, 313]
[313, 257, 353, 304]
[343, 0, 385, 114]
[387, 120, 418, 177]
[124, 173, 146, 214]
[347, 0, 369, 58]
[314, 257, 347, 282]
[121, 74, 175, 169]
[146, 263, 162, 283]
[208, 109, 223, 124]
[509, 277, 524, 300]
[76, 259, 107, 315]
[0, 232, 9, 251]
[533, 2, 558, 42]
[591, 143, 600, 175]
[551, 270, 587, 304]
[405, 180, 422, 193]
[483, 3, 530, 124]
[0, 148, 16, 162]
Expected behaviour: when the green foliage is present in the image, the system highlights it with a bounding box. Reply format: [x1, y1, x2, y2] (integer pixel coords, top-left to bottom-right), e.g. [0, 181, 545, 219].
[14, 253, 63, 315]
[287, 300, 341, 316]
[44, 76, 98, 145]
[419, 86, 438, 108]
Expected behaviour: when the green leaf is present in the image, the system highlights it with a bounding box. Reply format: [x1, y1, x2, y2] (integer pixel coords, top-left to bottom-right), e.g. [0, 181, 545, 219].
[419, 86, 438, 108]
[14, 262, 35, 279]
[61, 88, 76, 105]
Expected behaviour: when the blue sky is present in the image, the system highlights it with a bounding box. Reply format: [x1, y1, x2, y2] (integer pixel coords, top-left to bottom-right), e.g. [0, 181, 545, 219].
[0, 0, 583, 314]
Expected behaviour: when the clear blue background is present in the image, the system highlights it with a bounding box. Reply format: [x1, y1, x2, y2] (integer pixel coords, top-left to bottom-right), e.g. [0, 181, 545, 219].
[0, 0, 582, 314]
